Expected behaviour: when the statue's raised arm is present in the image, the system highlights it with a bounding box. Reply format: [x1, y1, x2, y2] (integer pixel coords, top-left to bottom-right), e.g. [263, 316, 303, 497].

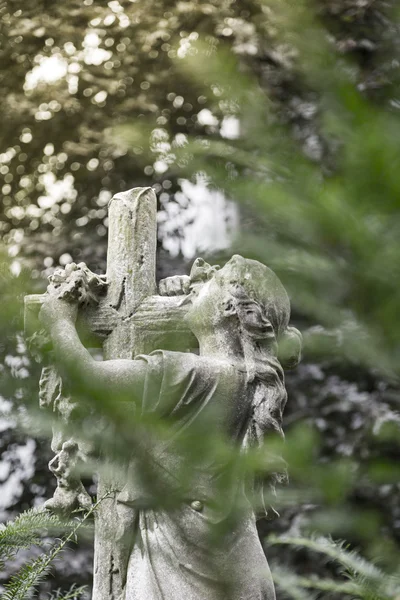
[40, 263, 148, 395]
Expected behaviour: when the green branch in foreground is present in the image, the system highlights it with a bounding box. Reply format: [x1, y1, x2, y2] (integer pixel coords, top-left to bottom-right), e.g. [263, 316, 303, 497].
[1, 494, 107, 600]
[0, 508, 75, 564]
[48, 584, 87, 599]
[270, 565, 318, 600]
[268, 534, 400, 600]
[269, 534, 383, 579]
[271, 563, 360, 598]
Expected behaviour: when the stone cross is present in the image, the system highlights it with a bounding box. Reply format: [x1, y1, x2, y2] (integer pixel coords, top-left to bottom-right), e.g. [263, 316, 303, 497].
[24, 187, 197, 599]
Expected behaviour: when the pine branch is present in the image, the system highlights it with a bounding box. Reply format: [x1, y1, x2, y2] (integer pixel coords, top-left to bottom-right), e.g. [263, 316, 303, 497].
[0, 508, 74, 562]
[268, 534, 384, 581]
[271, 565, 318, 600]
[272, 563, 361, 597]
[268, 534, 398, 599]
[351, 571, 400, 600]
[2, 551, 54, 600]
[48, 584, 87, 599]
[1, 495, 105, 600]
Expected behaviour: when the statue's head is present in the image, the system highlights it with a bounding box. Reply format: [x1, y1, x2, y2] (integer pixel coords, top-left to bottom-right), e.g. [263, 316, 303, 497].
[186, 254, 301, 368]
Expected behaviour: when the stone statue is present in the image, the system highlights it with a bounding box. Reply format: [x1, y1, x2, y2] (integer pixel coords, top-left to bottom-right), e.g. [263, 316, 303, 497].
[25, 188, 302, 600]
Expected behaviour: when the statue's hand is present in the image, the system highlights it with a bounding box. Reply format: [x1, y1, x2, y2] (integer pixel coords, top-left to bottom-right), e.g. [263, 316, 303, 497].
[40, 262, 106, 327]
[159, 259, 220, 297]
[47, 262, 106, 305]
[159, 275, 191, 296]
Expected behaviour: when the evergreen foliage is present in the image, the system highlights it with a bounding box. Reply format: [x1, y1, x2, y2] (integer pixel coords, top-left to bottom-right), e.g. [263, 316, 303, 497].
[269, 534, 400, 599]
[0, 497, 100, 599]
[48, 586, 87, 600]
[0, 508, 72, 564]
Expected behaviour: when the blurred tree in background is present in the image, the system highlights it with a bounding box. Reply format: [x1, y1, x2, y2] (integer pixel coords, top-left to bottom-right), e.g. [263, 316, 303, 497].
[2, 0, 398, 273]
[1, 0, 400, 597]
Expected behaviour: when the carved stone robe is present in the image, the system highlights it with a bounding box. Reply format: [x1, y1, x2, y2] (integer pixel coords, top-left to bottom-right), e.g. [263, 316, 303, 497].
[114, 350, 276, 600]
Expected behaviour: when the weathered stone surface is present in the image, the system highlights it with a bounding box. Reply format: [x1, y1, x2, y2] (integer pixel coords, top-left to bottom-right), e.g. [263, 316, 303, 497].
[27, 262, 107, 517]
[26, 187, 301, 600]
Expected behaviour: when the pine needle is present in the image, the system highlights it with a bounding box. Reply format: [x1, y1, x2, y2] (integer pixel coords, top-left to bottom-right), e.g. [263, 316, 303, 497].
[272, 563, 361, 598]
[271, 564, 319, 600]
[48, 584, 87, 599]
[0, 508, 74, 562]
[1, 495, 104, 600]
[268, 534, 399, 600]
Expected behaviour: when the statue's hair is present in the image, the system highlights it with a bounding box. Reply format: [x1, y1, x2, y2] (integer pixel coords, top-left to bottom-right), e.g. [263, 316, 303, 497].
[191, 254, 302, 513]
[228, 284, 302, 516]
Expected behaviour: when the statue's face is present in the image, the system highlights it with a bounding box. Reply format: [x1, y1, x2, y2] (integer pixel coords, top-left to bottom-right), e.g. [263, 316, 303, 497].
[185, 256, 246, 333]
[185, 254, 290, 340]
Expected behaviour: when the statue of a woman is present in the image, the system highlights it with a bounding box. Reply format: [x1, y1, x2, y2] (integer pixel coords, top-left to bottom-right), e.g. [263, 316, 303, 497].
[41, 254, 301, 600]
